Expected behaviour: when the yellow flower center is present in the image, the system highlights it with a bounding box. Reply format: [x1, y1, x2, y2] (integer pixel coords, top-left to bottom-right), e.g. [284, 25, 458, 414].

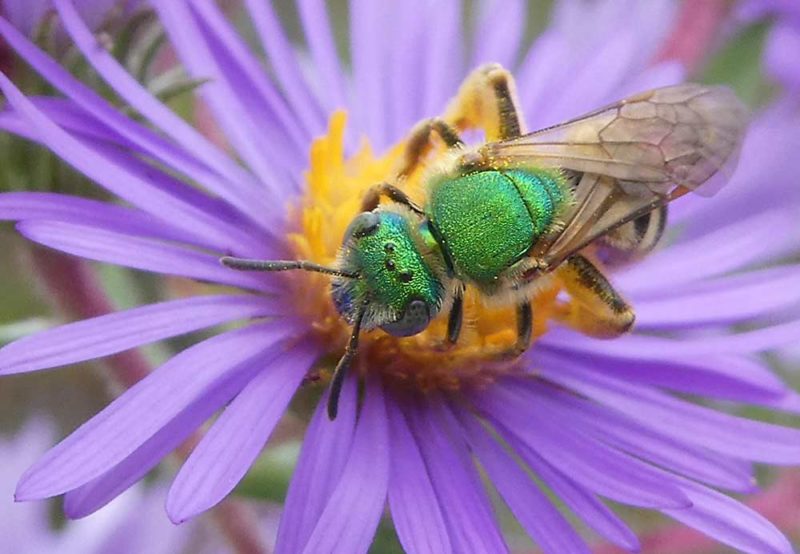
[286, 111, 565, 392]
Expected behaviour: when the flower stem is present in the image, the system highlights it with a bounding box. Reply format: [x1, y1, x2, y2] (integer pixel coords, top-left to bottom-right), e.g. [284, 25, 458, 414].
[28, 247, 269, 554]
[654, 0, 731, 72]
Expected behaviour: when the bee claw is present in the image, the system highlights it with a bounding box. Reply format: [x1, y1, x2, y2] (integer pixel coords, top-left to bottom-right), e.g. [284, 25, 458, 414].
[433, 340, 457, 352]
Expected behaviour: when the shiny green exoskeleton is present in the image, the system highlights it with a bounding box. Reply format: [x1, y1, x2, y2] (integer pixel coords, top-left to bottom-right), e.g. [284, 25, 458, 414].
[427, 168, 567, 290]
[221, 64, 747, 419]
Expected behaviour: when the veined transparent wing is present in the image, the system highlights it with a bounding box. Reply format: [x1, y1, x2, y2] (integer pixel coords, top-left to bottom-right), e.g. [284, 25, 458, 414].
[481, 84, 748, 268]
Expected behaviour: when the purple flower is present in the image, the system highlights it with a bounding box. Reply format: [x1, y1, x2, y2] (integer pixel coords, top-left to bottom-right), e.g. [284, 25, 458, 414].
[0, 420, 219, 554]
[1, 1, 799, 553]
[2, 0, 143, 37]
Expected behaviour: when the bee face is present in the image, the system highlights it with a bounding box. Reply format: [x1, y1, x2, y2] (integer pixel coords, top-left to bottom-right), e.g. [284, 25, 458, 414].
[331, 209, 446, 336]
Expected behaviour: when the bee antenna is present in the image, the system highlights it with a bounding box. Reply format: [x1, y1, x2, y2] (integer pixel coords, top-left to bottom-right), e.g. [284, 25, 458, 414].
[220, 256, 359, 279]
[327, 300, 368, 420]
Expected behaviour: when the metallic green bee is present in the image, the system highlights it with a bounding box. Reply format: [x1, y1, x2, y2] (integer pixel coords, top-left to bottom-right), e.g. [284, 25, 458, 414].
[222, 64, 747, 419]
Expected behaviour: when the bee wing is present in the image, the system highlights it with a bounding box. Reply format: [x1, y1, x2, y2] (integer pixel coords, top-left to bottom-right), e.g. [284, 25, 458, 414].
[482, 84, 748, 268]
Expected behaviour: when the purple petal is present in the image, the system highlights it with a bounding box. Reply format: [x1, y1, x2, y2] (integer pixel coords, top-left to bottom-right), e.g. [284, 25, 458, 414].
[614, 61, 685, 97]
[188, 1, 308, 174]
[297, 0, 347, 110]
[663, 319, 800, 356]
[518, 31, 572, 129]
[49, 2, 277, 228]
[385, 1, 427, 139]
[242, 0, 326, 137]
[17, 220, 273, 293]
[616, 210, 799, 295]
[2, 0, 47, 35]
[664, 480, 793, 554]
[15, 322, 295, 500]
[0, 192, 191, 243]
[0, 71, 261, 251]
[475, 386, 692, 509]
[510, 379, 756, 493]
[153, 3, 291, 200]
[769, 391, 800, 414]
[500, 433, 640, 551]
[275, 376, 358, 554]
[301, 377, 390, 554]
[350, 0, 392, 147]
[386, 393, 451, 554]
[633, 266, 800, 328]
[64, 359, 258, 518]
[538, 362, 800, 464]
[0, 96, 126, 145]
[88, 139, 272, 254]
[542, 320, 800, 358]
[167, 346, 315, 522]
[470, 0, 524, 70]
[420, 0, 462, 117]
[542, 29, 639, 127]
[765, 22, 800, 91]
[407, 395, 508, 554]
[0, 295, 274, 375]
[0, 100, 270, 253]
[456, 406, 590, 554]
[537, 346, 788, 408]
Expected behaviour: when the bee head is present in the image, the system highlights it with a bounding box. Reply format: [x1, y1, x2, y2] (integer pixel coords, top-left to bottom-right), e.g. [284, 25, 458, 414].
[331, 208, 446, 336]
[218, 206, 448, 420]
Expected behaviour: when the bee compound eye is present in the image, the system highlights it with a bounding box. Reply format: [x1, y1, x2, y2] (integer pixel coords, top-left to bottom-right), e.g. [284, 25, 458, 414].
[345, 212, 380, 239]
[381, 299, 431, 337]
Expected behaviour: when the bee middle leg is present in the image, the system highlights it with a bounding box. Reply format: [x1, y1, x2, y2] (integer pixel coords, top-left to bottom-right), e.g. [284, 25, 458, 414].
[360, 182, 425, 214]
[478, 300, 533, 361]
[395, 118, 464, 178]
[508, 300, 534, 358]
[556, 254, 635, 338]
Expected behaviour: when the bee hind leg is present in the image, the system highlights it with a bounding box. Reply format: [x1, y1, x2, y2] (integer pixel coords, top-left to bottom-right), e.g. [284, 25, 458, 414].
[444, 63, 526, 141]
[397, 63, 525, 177]
[598, 206, 668, 267]
[556, 255, 635, 338]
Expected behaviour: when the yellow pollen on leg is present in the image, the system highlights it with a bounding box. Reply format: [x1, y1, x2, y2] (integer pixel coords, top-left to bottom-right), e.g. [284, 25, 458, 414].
[286, 111, 564, 391]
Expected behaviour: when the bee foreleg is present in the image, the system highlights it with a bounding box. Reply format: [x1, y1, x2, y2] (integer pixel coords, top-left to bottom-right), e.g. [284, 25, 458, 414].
[361, 182, 425, 215]
[443, 63, 525, 141]
[556, 255, 635, 338]
[396, 118, 464, 178]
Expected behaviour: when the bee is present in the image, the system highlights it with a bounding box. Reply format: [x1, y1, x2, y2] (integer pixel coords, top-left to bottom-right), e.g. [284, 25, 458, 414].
[221, 64, 747, 419]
